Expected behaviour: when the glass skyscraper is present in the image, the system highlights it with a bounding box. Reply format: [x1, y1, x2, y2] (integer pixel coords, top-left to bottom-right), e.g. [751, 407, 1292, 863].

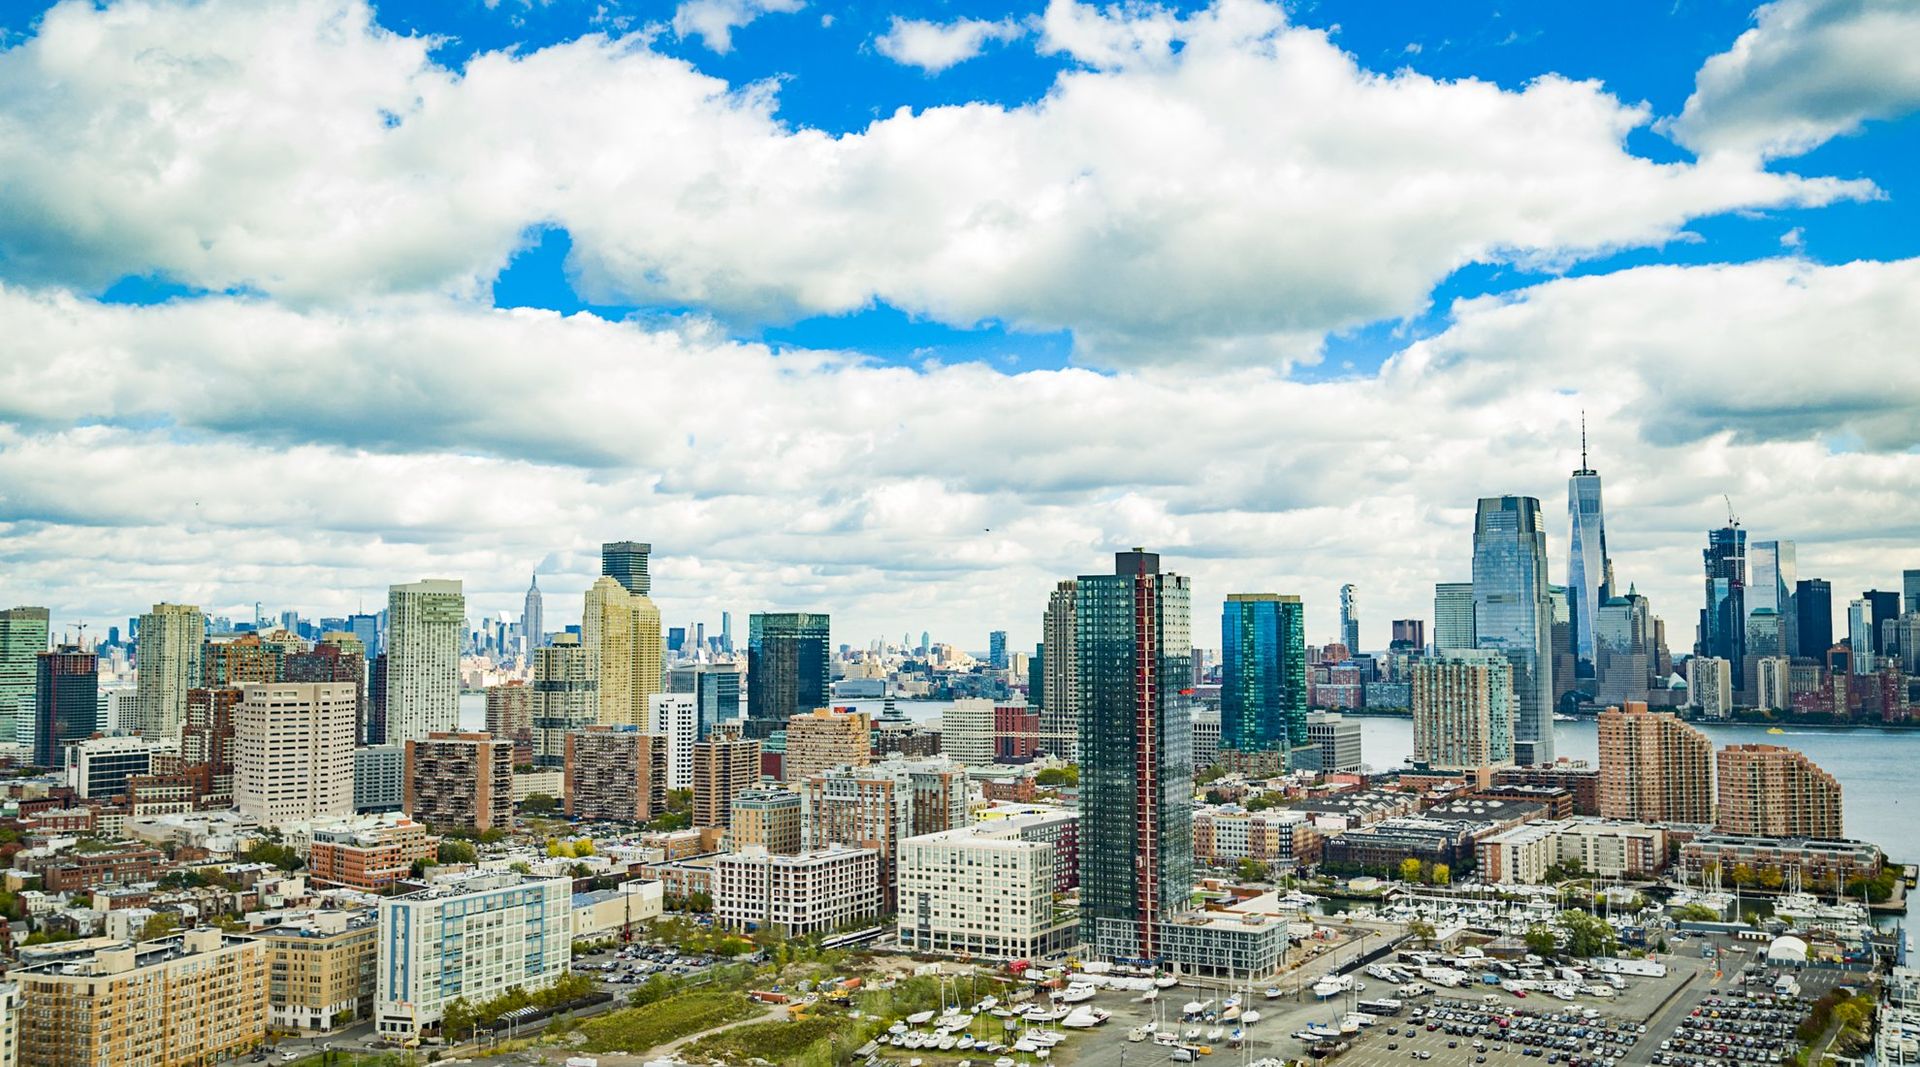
[1433, 582, 1476, 653]
[1472, 496, 1554, 764]
[745, 612, 830, 738]
[1220, 594, 1307, 753]
[1699, 524, 1746, 665]
[1078, 550, 1192, 962]
[1564, 433, 1611, 677]
[601, 540, 653, 596]
[1338, 584, 1359, 653]
[1749, 540, 1796, 658]
[1795, 578, 1833, 657]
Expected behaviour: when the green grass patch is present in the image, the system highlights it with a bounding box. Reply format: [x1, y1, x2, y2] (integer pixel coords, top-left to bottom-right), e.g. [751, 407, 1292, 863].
[574, 989, 760, 1054]
[681, 1015, 848, 1066]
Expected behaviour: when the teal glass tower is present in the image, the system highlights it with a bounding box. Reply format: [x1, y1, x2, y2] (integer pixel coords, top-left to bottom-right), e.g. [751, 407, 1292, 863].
[1220, 594, 1307, 753]
[745, 612, 830, 739]
[1078, 549, 1192, 962]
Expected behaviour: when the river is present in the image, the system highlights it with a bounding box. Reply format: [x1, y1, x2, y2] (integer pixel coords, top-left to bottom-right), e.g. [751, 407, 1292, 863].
[459, 693, 1916, 858]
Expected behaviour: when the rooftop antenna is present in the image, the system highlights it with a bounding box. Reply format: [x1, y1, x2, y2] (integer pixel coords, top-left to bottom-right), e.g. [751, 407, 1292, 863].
[1573, 411, 1595, 476]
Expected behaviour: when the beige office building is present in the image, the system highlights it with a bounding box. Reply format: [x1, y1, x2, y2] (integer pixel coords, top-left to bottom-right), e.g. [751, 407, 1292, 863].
[731, 789, 804, 854]
[236, 682, 358, 828]
[582, 576, 663, 728]
[1596, 701, 1714, 824]
[784, 707, 871, 782]
[1716, 743, 1843, 838]
[15, 928, 266, 1066]
[136, 602, 205, 738]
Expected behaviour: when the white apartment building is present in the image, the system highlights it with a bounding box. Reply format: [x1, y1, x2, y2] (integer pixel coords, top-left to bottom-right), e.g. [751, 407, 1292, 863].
[1477, 817, 1666, 884]
[896, 820, 1078, 960]
[236, 682, 357, 828]
[375, 872, 572, 1037]
[1688, 656, 1733, 719]
[942, 698, 996, 767]
[712, 846, 879, 936]
[385, 580, 464, 744]
[649, 692, 699, 789]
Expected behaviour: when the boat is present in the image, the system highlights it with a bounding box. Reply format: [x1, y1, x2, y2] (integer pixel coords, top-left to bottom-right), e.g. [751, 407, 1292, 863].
[1024, 1008, 1066, 1023]
[1264, 986, 1283, 999]
[1312, 974, 1354, 999]
[1304, 1023, 1340, 1038]
[1229, 1028, 1246, 1046]
[1182, 1001, 1205, 1017]
[1243, 1010, 1262, 1025]
[977, 996, 999, 1012]
[1139, 989, 1159, 1002]
[1128, 1028, 1146, 1043]
[1185, 1028, 1203, 1040]
[1767, 727, 1785, 735]
[1057, 984, 1097, 1004]
[907, 1010, 937, 1025]
[1221, 1006, 1242, 1022]
[890, 1022, 908, 1035]
[995, 1058, 1016, 1067]
[1155, 975, 1180, 989]
[1224, 994, 1242, 1009]
[1207, 1027, 1225, 1041]
[957, 1036, 975, 1050]
[1061, 1007, 1110, 1029]
[890, 1034, 906, 1046]
[1013, 1038, 1041, 1053]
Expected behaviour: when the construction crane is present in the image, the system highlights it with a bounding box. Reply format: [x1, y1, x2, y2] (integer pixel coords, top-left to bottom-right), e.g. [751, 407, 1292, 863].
[1722, 494, 1740, 528]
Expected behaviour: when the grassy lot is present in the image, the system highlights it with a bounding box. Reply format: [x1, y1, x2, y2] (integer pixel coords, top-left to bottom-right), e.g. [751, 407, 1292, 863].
[682, 1015, 847, 1066]
[574, 989, 761, 1054]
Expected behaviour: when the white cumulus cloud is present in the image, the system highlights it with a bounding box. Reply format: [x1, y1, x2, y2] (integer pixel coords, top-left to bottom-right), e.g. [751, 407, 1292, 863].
[1668, 0, 1920, 159]
[671, 0, 804, 53]
[875, 15, 1024, 74]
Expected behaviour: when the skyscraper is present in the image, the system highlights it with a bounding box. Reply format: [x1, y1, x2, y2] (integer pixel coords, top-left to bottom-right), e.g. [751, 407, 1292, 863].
[0, 606, 50, 748]
[720, 610, 734, 654]
[582, 576, 662, 727]
[1864, 589, 1901, 658]
[989, 630, 1008, 669]
[1473, 496, 1554, 764]
[1564, 423, 1612, 676]
[1339, 584, 1359, 653]
[1847, 599, 1873, 673]
[1595, 701, 1713, 824]
[34, 646, 97, 768]
[1039, 581, 1078, 762]
[1716, 744, 1843, 838]
[1220, 594, 1306, 754]
[1905, 569, 1920, 616]
[1078, 550, 1192, 961]
[601, 540, 652, 596]
[532, 633, 596, 767]
[522, 572, 544, 653]
[136, 602, 205, 738]
[1411, 650, 1514, 771]
[384, 579, 464, 744]
[1795, 578, 1833, 657]
[1433, 582, 1476, 653]
[1749, 541, 1797, 659]
[234, 682, 357, 828]
[745, 612, 830, 739]
[1699, 523, 1746, 665]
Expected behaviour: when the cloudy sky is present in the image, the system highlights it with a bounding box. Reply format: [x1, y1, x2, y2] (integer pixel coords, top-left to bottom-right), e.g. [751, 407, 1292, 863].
[0, 0, 1916, 653]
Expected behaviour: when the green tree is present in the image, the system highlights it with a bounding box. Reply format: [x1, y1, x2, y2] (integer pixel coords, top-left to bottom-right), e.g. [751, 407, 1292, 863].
[666, 788, 693, 813]
[1235, 857, 1270, 883]
[1034, 765, 1079, 787]
[1431, 863, 1451, 886]
[243, 840, 302, 871]
[573, 838, 595, 857]
[138, 912, 180, 940]
[437, 839, 478, 865]
[1524, 923, 1558, 958]
[1399, 858, 1423, 884]
[522, 793, 559, 816]
[1554, 910, 1617, 958]
[442, 997, 476, 1042]
[1408, 919, 1437, 948]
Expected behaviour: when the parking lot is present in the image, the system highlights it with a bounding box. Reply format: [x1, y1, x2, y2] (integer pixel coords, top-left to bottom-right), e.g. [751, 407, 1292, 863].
[570, 941, 739, 988]
[1333, 999, 1649, 1067]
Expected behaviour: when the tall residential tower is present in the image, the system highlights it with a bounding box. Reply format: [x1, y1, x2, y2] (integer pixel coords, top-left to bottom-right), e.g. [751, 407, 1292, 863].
[1220, 594, 1307, 754]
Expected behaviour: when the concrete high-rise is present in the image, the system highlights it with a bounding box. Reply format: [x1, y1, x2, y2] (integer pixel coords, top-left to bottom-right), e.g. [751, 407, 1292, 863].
[531, 633, 595, 767]
[1039, 581, 1078, 761]
[581, 576, 662, 727]
[34, 646, 97, 768]
[135, 602, 204, 738]
[1596, 701, 1713, 824]
[731, 789, 804, 854]
[1434, 582, 1476, 653]
[1411, 650, 1514, 771]
[235, 682, 357, 828]
[521, 572, 544, 653]
[692, 733, 761, 828]
[784, 707, 871, 782]
[745, 612, 830, 739]
[1848, 599, 1873, 673]
[564, 725, 668, 822]
[1473, 497, 1554, 764]
[649, 692, 699, 789]
[1077, 549, 1192, 961]
[1749, 541, 1797, 661]
[1716, 744, 1843, 838]
[384, 580, 463, 744]
[601, 540, 652, 596]
[1688, 655, 1733, 718]
[404, 732, 513, 834]
[1339, 584, 1360, 653]
[0, 606, 49, 748]
[1564, 425, 1612, 676]
[1220, 594, 1307, 753]
[1795, 579, 1833, 658]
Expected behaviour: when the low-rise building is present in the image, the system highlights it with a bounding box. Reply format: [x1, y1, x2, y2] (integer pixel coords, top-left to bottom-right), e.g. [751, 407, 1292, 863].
[23, 847, 165, 893]
[896, 820, 1077, 960]
[1320, 816, 1479, 875]
[307, 814, 438, 892]
[570, 881, 665, 940]
[1477, 818, 1666, 884]
[14, 928, 267, 1066]
[713, 846, 879, 935]
[1677, 834, 1882, 891]
[251, 909, 379, 1033]
[375, 872, 573, 1037]
[730, 789, 804, 854]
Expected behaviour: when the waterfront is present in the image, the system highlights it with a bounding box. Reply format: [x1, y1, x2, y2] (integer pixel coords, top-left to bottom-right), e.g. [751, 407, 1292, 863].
[461, 693, 1916, 857]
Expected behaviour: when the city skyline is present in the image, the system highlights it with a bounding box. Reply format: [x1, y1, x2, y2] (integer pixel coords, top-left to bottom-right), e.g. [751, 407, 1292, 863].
[0, 0, 1918, 654]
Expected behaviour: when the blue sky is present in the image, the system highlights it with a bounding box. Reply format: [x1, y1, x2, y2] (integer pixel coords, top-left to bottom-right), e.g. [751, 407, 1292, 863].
[0, 0, 1917, 647]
